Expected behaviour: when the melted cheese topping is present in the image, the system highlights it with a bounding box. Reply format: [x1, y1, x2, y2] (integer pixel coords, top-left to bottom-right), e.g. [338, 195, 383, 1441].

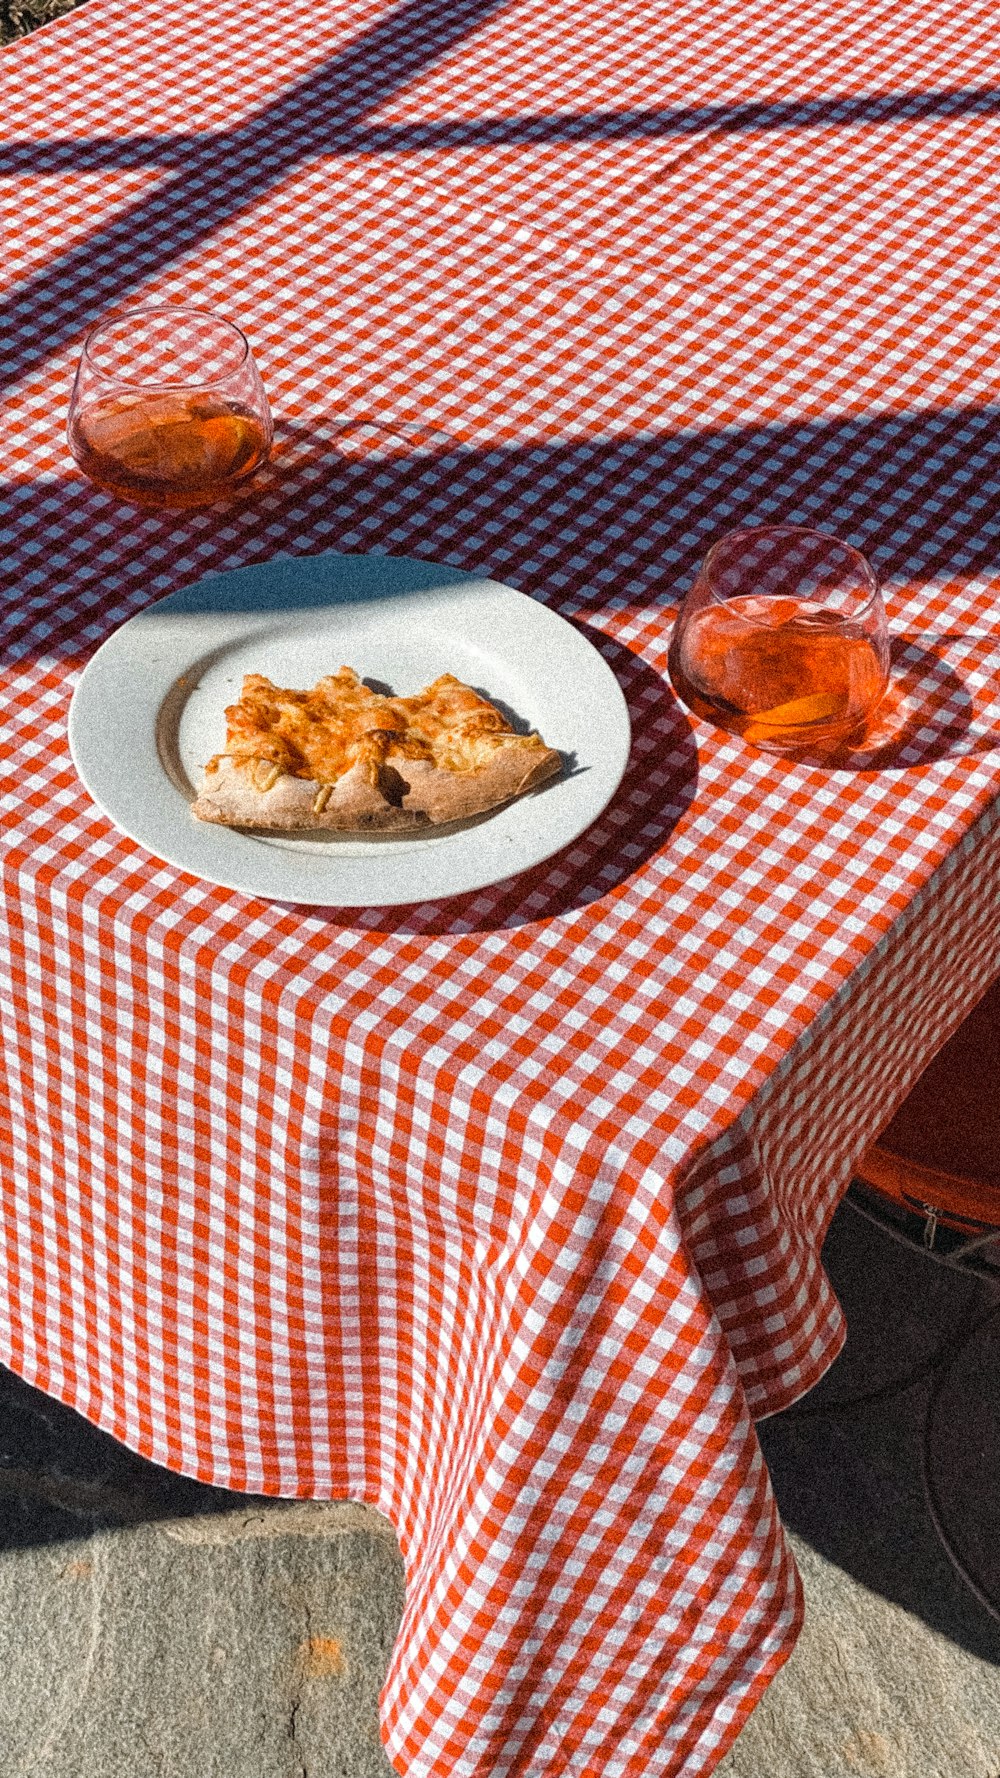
[214, 668, 547, 786]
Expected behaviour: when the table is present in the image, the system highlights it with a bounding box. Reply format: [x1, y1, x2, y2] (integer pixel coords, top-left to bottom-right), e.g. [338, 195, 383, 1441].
[4, 1, 1000, 1772]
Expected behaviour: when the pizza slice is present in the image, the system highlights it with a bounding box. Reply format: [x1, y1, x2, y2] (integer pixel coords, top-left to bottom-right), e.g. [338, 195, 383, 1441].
[190, 667, 562, 832]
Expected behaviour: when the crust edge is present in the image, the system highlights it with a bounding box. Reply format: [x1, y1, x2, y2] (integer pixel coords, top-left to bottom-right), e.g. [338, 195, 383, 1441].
[191, 744, 562, 833]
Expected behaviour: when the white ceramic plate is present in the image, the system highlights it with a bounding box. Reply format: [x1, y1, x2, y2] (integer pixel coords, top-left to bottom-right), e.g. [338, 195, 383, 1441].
[68, 552, 632, 906]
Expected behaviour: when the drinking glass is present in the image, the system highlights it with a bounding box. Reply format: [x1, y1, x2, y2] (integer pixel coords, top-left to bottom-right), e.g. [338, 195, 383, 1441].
[68, 306, 273, 508]
[668, 525, 889, 754]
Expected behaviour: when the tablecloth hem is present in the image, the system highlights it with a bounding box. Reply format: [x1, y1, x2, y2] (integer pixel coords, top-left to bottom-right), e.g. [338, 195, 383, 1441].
[750, 1309, 847, 1422]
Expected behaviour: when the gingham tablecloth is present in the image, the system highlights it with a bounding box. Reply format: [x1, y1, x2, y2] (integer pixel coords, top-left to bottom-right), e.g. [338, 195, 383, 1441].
[4, 0, 1000, 1771]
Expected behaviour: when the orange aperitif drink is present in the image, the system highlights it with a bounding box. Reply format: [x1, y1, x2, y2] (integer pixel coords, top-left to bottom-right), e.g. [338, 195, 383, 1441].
[668, 527, 889, 754]
[68, 307, 273, 509]
[70, 392, 270, 508]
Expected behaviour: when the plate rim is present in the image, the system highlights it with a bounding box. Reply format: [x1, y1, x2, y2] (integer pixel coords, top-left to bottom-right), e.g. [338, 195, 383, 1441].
[68, 551, 633, 906]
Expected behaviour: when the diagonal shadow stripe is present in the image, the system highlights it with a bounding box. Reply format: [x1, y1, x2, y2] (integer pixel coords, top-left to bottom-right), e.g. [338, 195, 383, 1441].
[303, 80, 1000, 153]
[6, 396, 1000, 928]
[5, 397, 1000, 634]
[2, 80, 1000, 177]
[2, 29, 998, 401]
[0, 0, 513, 395]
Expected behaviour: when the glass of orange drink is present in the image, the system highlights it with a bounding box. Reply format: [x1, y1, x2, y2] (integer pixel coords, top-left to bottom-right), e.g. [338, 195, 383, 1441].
[668, 525, 889, 755]
[68, 306, 273, 509]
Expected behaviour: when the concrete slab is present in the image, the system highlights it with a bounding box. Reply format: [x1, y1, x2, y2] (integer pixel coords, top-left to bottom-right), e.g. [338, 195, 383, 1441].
[0, 1500, 403, 1777]
[717, 1528, 1000, 1778]
[0, 1361, 404, 1776]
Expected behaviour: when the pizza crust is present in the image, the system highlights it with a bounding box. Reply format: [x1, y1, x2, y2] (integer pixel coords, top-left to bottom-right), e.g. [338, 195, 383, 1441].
[191, 740, 562, 832]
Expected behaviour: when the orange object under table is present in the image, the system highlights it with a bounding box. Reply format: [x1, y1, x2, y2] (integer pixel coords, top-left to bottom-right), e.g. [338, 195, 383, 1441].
[858, 976, 1000, 1236]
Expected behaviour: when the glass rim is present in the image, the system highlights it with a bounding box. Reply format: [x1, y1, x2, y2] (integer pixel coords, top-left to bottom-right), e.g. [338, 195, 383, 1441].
[81, 304, 251, 389]
[698, 523, 882, 624]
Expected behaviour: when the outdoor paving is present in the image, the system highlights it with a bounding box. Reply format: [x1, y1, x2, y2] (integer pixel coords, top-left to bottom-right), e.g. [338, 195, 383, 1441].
[0, 1380, 404, 1776]
[0, 1197, 998, 1777]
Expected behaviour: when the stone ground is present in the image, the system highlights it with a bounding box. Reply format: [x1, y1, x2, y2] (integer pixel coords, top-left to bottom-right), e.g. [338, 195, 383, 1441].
[1, 1197, 999, 1776]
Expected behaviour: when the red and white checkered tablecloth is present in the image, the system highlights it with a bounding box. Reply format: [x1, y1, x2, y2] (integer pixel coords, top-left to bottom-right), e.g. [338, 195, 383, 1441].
[4, 0, 1000, 1770]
